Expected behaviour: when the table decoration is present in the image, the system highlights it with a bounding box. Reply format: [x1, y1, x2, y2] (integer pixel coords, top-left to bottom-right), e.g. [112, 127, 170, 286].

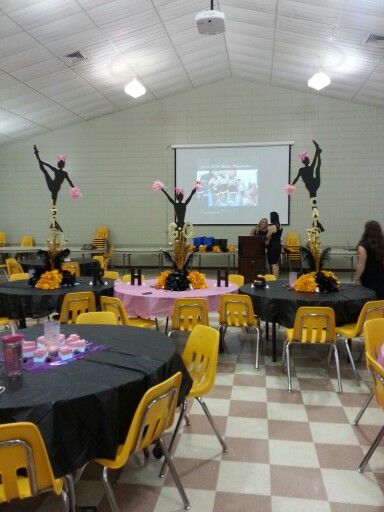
[29, 145, 82, 289]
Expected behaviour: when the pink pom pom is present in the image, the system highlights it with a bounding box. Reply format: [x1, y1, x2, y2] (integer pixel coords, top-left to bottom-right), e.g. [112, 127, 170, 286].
[56, 154, 67, 163]
[298, 150, 308, 162]
[152, 180, 164, 192]
[69, 186, 82, 199]
[175, 186, 184, 195]
[192, 180, 202, 190]
[283, 184, 295, 196]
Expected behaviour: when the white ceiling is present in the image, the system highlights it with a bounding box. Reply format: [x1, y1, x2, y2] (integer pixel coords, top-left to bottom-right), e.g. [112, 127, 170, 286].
[0, 0, 383, 144]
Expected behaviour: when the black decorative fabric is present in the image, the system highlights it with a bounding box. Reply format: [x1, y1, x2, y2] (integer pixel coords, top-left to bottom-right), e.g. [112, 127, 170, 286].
[240, 281, 376, 327]
[0, 277, 113, 321]
[22, 258, 99, 277]
[0, 324, 192, 477]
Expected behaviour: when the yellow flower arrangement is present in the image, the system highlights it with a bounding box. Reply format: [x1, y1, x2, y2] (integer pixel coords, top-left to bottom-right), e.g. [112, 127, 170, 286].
[212, 245, 221, 253]
[293, 273, 317, 292]
[154, 270, 207, 290]
[293, 270, 341, 293]
[188, 271, 208, 289]
[198, 245, 207, 252]
[227, 245, 237, 253]
[36, 269, 63, 290]
[154, 271, 171, 289]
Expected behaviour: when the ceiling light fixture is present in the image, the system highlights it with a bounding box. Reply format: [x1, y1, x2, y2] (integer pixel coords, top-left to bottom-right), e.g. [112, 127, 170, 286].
[124, 78, 146, 98]
[307, 71, 331, 91]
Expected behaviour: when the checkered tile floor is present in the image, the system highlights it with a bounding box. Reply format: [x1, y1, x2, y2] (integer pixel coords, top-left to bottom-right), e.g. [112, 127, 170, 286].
[9, 321, 379, 512]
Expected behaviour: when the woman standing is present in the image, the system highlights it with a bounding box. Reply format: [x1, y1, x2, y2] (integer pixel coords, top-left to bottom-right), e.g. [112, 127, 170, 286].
[250, 218, 269, 236]
[266, 211, 283, 277]
[354, 220, 384, 299]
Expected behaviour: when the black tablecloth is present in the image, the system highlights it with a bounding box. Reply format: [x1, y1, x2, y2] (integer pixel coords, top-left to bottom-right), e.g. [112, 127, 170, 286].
[0, 277, 113, 322]
[0, 325, 192, 477]
[22, 258, 99, 277]
[240, 281, 376, 327]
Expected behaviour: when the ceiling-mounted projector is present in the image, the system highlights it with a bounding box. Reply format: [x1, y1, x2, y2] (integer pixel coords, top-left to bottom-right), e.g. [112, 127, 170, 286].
[195, 7, 225, 35]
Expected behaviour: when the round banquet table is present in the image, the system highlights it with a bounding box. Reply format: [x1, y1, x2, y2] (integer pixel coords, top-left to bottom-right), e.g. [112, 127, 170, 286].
[0, 324, 192, 477]
[240, 280, 376, 362]
[114, 278, 238, 318]
[22, 258, 99, 277]
[0, 277, 113, 327]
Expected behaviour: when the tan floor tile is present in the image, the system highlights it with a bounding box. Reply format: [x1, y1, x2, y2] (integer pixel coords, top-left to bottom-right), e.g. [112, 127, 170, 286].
[226, 416, 268, 439]
[155, 487, 215, 512]
[180, 413, 227, 436]
[271, 465, 327, 500]
[330, 503, 384, 512]
[164, 457, 220, 491]
[231, 384, 267, 402]
[233, 373, 266, 387]
[213, 491, 271, 512]
[207, 385, 233, 399]
[305, 405, 349, 423]
[223, 437, 269, 463]
[267, 402, 308, 421]
[267, 388, 304, 404]
[229, 399, 268, 418]
[299, 378, 335, 391]
[268, 420, 313, 442]
[315, 443, 366, 470]
[339, 392, 377, 407]
[354, 424, 384, 446]
[174, 433, 224, 461]
[97, 484, 161, 512]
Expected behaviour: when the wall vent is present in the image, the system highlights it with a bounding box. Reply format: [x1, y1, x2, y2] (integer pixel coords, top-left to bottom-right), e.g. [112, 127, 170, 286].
[364, 33, 384, 48]
[63, 50, 87, 66]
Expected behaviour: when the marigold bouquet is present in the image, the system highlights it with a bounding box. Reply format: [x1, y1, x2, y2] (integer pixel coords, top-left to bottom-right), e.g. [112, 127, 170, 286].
[154, 270, 207, 291]
[36, 269, 63, 290]
[293, 270, 341, 293]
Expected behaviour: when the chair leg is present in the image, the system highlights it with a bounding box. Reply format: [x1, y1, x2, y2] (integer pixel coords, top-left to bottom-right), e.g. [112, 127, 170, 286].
[61, 487, 70, 512]
[286, 343, 293, 391]
[159, 399, 187, 478]
[197, 396, 228, 452]
[64, 473, 76, 512]
[102, 466, 119, 512]
[357, 425, 384, 473]
[354, 390, 374, 425]
[282, 339, 288, 371]
[219, 324, 228, 352]
[158, 437, 190, 510]
[333, 345, 343, 394]
[184, 413, 191, 426]
[325, 345, 333, 371]
[344, 338, 360, 385]
[254, 326, 261, 370]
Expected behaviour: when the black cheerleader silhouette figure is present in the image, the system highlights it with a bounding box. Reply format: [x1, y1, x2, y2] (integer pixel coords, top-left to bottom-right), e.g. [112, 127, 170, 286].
[161, 187, 197, 229]
[291, 140, 324, 232]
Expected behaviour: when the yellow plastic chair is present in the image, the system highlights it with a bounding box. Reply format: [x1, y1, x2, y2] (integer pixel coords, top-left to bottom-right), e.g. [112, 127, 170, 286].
[159, 326, 227, 480]
[59, 291, 96, 324]
[6, 258, 24, 276]
[228, 274, 245, 287]
[76, 311, 118, 325]
[0, 231, 6, 246]
[100, 296, 156, 329]
[284, 232, 301, 271]
[103, 270, 119, 281]
[257, 274, 277, 281]
[282, 306, 349, 393]
[20, 236, 34, 247]
[94, 372, 189, 511]
[95, 226, 109, 239]
[219, 293, 261, 369]
[0, 422, 75, 511]
[354, 318, 384, 472]
[168, 298, 209, 338]
[93, 255, 105, 269]
[61, 262, 80, 278]
[9, 273, 29, 281]
[336, 300, 384, 382]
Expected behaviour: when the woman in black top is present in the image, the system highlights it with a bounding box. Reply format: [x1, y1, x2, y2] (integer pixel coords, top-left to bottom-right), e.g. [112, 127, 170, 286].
[354, 220, 384, 299]
[266, 211, 283, 277]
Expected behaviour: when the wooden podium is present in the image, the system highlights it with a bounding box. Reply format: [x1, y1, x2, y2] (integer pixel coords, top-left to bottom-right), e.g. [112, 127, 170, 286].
[238, 236, 267, 284]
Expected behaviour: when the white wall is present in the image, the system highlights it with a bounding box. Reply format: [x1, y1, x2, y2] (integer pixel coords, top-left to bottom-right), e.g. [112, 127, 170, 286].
[0, 78, 383, 259]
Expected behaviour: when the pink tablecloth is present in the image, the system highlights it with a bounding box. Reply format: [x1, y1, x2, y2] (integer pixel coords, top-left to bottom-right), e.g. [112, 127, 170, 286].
[114, 279, 238, 319]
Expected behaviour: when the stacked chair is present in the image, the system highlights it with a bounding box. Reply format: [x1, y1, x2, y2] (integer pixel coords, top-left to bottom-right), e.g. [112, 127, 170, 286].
[284, 231, 301, 271]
